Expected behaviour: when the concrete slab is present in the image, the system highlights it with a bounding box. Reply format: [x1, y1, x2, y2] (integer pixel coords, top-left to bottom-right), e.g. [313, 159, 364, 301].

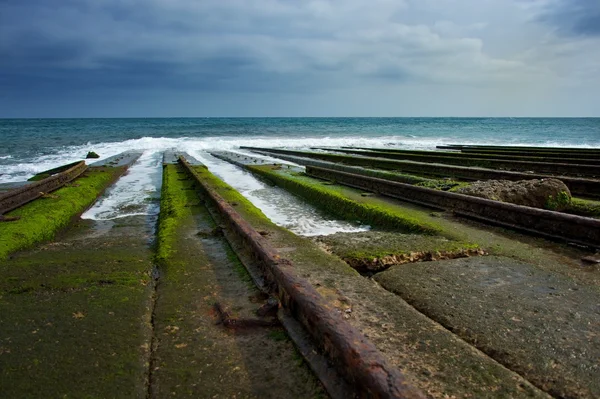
[88, 151, 143, 167]
[162, 151, 204, 165]
[375, 255, 600, 398]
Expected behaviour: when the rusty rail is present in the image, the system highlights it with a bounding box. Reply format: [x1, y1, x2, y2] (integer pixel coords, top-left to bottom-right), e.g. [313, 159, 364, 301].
[240, 147, 600, 198]
[341, 146, 600, 166]
[437, 144, 600, 157]
[305, 165, 600, 249]
[0, 161, 88, 215]
[320, 148, 600, 177]
[177, 156, 425, 399]
[438, 144, 600, 153]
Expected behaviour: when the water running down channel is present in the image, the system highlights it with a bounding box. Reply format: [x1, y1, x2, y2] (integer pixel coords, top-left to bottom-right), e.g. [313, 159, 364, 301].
[188, 151, 370, 236]
[81, 151, 163, 220]
[80, 150, 368, 236]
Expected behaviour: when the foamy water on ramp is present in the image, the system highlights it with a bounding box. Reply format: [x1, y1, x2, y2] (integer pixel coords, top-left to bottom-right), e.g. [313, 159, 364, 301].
[1, 132, 593, 184]
[81, 151, 163, 220]
[189, 151, 370, 236]
[78, 147, 369, 236]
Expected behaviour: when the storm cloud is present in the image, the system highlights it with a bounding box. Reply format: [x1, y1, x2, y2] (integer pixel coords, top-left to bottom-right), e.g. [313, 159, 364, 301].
[538, 0, 600, 37]
[1, 0, 599, 117]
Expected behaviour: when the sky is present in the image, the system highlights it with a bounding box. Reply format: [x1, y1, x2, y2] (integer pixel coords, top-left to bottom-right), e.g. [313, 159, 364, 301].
[1, 0, 599, 117]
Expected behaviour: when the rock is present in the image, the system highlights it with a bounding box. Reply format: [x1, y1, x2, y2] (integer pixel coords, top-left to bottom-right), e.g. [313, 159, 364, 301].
[86, 151, 100, 159]
[455, 178, 571, 210]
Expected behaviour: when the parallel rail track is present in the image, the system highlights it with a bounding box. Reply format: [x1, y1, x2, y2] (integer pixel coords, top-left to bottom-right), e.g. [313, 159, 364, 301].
[234, 149, 600, 248]
[0, 160, 88, 215]
[177, 155, 425, 399]
[240, 146, 600, 198]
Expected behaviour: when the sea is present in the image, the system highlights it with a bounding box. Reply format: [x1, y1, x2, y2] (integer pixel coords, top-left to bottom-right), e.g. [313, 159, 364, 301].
[2, 117, 599, 235]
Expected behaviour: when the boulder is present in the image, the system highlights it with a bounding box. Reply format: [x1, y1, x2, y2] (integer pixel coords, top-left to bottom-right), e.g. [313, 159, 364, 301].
[86, 151, 100, 159]
[455, 178, 571, 210]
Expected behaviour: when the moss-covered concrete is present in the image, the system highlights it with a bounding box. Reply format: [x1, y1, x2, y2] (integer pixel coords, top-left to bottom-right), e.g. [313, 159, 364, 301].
[0, 216, 155, 398]
[565, 197, 600, 218]
[314, 231, 483, 273]
[0, 166, 125, 260]
[414, 178, 469, 191]
[190, 163, 548, 398]
[235, 159, 599, 288]
[247, 165, 446, 236]
[151, 164, 325, 398]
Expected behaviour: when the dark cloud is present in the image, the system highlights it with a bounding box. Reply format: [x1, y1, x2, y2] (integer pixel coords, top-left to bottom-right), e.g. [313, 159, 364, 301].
[1, 0, 597, 117]
[539, 0, 600, 36]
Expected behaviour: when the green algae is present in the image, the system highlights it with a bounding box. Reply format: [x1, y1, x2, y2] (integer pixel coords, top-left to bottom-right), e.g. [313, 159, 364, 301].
[317, 231, 480, 265]
[564, 197, 600, 218]
[0, 167, 158, 398]
[0, 167, 125, 260]
[0, 285, 151, 398]
[415, 178, 470, 191]
[189, 164, 273, 230]
[153, 164, 324, 398]
[0, 213, 155, 399]
[248, 164, 443, 235]
[155, 165, 188, 263]
[188, 163, 548, 398]
[26, 173, 51, 182]
[545, 190, 571, 211]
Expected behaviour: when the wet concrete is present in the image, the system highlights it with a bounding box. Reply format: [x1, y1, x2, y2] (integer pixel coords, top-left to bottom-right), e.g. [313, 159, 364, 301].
[88, 151, 143, 167]
[0, 215, 156, 398]
[188, 159, 551, 398]
[375, 255, 600, 398]
[150, 163, 325, 398]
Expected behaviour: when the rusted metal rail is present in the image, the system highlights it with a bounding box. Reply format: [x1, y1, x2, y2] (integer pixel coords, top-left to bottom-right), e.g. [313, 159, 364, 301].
[305, 165, 600, 249]
[438, 144, 600, 152]
[177, 156, 425, 399]
[314, 148, 600, 177]
[240, 147, 600, 198]
[437, 144, 600, 157]
[457, 149, 600, 161]
[0, 160, 88, 215]
[342, 146, 600, 166]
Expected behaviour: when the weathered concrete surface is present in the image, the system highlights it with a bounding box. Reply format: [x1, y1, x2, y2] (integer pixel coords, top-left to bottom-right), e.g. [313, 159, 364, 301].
[88, 151, 143, 167]
[305, 165, 600, 249]
[313, 231, 484, 274]
[0, 216, 155, 398]
[188, 157, 550, 398]
[178, 157, 425, 399]
[151, 164, 325, 398]
[375, 256, 600, 398]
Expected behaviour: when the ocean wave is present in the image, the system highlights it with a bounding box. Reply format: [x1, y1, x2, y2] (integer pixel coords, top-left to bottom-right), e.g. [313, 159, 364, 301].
[0, 134, 598, 183]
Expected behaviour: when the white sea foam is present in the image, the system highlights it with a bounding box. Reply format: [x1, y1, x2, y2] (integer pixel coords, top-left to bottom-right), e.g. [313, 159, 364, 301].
[2, 134, 597, 183]
[189, 151, 369, 236]
[3, 133, 597, 231]
[81, 150, 163, 220]
[76, 143, 368, 235]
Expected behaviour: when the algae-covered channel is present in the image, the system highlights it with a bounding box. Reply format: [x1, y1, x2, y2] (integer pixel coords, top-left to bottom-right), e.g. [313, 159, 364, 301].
[1, 147, 600, 398]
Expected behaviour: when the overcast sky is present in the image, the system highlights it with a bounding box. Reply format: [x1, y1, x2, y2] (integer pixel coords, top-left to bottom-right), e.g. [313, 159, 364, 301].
[1, 0, 599, 117]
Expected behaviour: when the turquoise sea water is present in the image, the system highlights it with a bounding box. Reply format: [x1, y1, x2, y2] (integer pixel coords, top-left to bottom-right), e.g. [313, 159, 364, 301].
[1, 117, 599, 182]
